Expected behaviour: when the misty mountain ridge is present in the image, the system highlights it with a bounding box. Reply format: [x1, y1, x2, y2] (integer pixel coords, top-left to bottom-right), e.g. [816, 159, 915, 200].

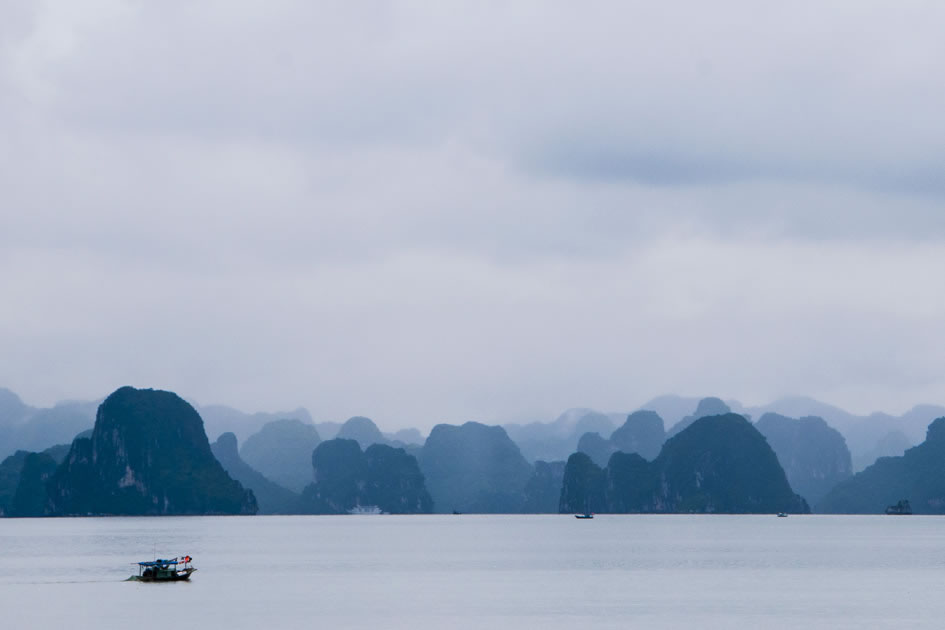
[0, 389, 98, 460]
[2, 385, 943, 495]
[817, 416, 945, 514]
[560, 413, 809, 514]
[503, 408, 624, 463]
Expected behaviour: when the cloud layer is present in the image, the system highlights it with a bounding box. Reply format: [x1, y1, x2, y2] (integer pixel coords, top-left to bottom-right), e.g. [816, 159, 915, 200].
[2, 1, 944, 429]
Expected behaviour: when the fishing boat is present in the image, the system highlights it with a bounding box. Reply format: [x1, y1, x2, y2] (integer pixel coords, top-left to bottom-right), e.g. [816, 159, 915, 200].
[777, 512, 788, 517]
[574, 513, 594, 519]
[130, 556, 196, 582]
[885, 500, 912, 515]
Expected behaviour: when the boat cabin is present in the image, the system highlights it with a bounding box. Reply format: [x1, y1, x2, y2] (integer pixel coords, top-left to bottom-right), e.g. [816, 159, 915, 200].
[135, 556, 194, 581]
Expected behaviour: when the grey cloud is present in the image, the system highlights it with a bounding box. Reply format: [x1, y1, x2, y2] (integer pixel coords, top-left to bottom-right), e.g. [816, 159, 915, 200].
[1, 1, 944, 427]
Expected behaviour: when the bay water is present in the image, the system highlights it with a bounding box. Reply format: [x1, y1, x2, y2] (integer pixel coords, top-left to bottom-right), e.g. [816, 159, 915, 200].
[1, 514, 942, 628]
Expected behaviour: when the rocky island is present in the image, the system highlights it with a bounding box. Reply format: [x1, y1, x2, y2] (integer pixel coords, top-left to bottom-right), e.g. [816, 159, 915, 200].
[46, 386, 257, 515]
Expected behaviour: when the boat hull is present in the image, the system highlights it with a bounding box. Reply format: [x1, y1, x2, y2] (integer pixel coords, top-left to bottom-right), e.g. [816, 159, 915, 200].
[131, 568, 196, 582]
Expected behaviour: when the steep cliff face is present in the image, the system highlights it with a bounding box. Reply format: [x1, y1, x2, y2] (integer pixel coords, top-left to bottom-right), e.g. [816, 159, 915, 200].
[362, 444, 433, 514]
[47, 387, 256, 516]
[418, 422, 533, 513]
[10, 452, 58, 517]
[558, 452, 605, 513]
[211, 432, 300, 514]
[0, 451, 31, 516]
[817, 417, 945, 514]
[609, 410, 666, 460]
[754, 413, 852, 506]
[522, 460, 566, 513]
[647, 414, 808, 513]
[300, 439, 432, 514]
[560, 414, 808, 514]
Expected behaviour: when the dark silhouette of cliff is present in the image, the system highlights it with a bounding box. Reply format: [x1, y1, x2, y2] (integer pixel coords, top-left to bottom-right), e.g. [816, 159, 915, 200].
[300, 439, 432, 514]
[47, 387, 256, 516]
[419, 422, 533, 513]
[10, 452, 58, 517]
[817, 417, 945, 514]
[559, 452, 606, 513]
[560, 414, 808, 514]
[523, 460, 566, 513]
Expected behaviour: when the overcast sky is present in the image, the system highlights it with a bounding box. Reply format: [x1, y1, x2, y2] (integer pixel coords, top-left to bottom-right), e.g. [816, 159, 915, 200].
[2, 1, 944, 430]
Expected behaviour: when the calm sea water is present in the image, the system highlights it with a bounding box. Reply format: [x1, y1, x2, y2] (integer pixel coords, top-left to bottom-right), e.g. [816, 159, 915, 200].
[1, 514, 943, 629]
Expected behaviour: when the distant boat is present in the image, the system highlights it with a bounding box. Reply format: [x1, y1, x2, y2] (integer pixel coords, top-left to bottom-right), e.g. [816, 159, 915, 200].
[574, 513, 594, 519]
[348, 505, 385, 515]
[777, 513, 788, 517]
[885, 500, 912, 515]
[130, 556, 195, 582]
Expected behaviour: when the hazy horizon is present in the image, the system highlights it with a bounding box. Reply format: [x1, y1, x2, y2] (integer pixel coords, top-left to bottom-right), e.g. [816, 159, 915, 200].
[4, 383, 943, 434]
[2, 2, 944, 431]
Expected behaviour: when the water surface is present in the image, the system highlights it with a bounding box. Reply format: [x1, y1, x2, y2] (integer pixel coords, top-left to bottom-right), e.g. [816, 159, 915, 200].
[1, 515, 941, 628]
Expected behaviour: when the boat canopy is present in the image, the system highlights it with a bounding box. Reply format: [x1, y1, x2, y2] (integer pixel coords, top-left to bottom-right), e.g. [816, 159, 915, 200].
[138, 559, 179, 566]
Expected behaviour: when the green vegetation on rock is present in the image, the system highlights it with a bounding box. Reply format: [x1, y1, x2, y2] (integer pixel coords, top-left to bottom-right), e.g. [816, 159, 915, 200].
[47, 387, 256, 516]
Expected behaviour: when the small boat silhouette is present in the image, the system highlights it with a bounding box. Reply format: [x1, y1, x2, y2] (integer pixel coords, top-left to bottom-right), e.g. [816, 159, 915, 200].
[130, 556, 195, 582]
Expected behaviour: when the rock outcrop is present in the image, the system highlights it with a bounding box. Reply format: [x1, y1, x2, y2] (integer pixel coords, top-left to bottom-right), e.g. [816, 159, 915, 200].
[418, 422, 533, 513]
[559, 413, 808, 514]
[211, 433, 300, 514]
[0, 444, 73, 517]
[754, 413, 852, 506]
[240, 419, 321, 492]
[10, 452, 58, 517]
[577, 411, 666, 467]
[817, 417, 945, 514]
[300, 439, 432, 514]
[558, 452, 605, 513]
[522, 460, 566, 513]
[47, 387, 256, 516]
[0, 451, 30, 516]
[336, 416, 387, 449]
[609, 410, 665, 460]
[577, 432, 616, 468]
